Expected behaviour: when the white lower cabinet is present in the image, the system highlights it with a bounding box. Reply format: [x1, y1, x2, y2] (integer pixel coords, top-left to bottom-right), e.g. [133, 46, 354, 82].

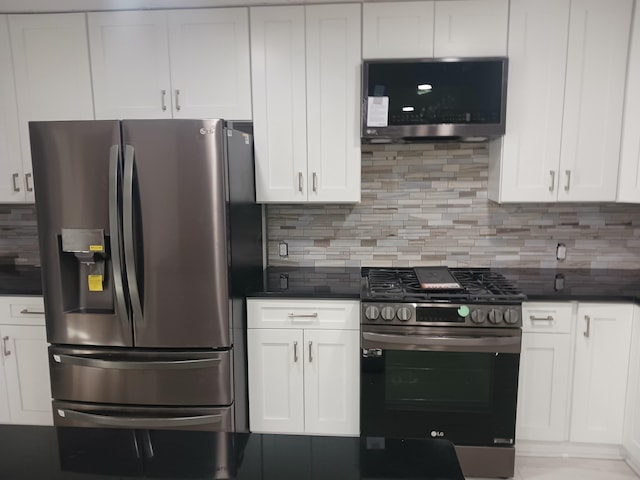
[623, 306, 640, 468]
[247, 298, 359, 436]
[0, 296, 52, 426]
[517, 302, 633, 447]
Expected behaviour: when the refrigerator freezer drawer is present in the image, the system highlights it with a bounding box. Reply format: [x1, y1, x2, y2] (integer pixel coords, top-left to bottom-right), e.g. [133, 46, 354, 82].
[49, 346, 233, 406]
[53, 400, 234, 431]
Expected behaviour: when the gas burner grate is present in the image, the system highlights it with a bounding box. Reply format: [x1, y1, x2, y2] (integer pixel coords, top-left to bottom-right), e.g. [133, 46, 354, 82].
[362, 267, 526, 303]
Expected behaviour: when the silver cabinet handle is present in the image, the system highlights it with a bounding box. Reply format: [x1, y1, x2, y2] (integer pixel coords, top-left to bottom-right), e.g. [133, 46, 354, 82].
[20, 309, 45, 315]
[57, 409, 222, 428]
[529, 315, 553, 321]
[308, 341, 313, 363]
[25, 173, 33, 192]
[293, 341, 298, 363]
[584, 315, 590, 338]
[161, 90, 167, 111]
[298, 172, 303, 192]
[175, 89, 181, 111]
[313, 172, 318, 192]
[2, 336, 10, 356]
[287, 313, 318, 319]
[549, 170, 555, 192]
[565, 170, 571, 191]
[12, 173, 20, 192]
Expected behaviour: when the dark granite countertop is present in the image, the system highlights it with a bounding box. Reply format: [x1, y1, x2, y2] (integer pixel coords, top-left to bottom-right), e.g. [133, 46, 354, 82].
[248, 267, 362, 299]
[496, 268, 640, 303]
[0, 425, 464, 479]
[0, 265, 42, 296]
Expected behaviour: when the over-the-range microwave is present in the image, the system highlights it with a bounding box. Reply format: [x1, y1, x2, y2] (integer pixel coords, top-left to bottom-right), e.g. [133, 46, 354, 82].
[361, 57, 508, 143]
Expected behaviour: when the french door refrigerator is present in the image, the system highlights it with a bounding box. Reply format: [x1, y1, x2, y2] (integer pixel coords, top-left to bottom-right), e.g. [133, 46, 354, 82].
[30, 119, 263, 431]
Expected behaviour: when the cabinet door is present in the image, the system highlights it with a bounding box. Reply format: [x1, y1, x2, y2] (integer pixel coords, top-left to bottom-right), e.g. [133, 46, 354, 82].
[250, 6, 307, 203]
[9, 13, 94, 203]
[516, 332, 572, 442]
[617, 3, 640, 203]
[247, 329, 304, 434]
[1, 325, 52, 425]
[168, 8, 251, 120]
[433, 0, 508, 57]
[88, 11, 172, 119]
[0, 15, 25, 203]
[304, 329, 359, 436]
[623, 306, 640, 465]
[305, 4, 361, 203]
[362, 1, 434, 59]
[571, 303, 633, 444]
[558, 0, 633, 202]
[491, 0, 570, 203]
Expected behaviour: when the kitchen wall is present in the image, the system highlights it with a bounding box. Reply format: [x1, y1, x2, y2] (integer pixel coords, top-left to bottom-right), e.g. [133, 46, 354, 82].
[267, 143, 640, 269]
[0, 205, 39, 265]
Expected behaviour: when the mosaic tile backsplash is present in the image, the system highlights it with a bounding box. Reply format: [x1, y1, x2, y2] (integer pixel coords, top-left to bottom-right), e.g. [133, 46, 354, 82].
[267, 143, 640, 269]
[0, 205, 39, 265]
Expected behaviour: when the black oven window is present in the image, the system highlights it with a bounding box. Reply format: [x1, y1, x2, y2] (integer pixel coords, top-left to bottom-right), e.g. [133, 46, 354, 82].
[385, 351, 494, 413]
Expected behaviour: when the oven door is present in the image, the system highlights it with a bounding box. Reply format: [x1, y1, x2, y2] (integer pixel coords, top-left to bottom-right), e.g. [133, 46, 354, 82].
[361, 326, 521, 446]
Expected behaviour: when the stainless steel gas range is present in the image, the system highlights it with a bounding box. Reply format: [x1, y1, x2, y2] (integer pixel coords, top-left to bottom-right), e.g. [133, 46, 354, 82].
[360, 267, 526, 479]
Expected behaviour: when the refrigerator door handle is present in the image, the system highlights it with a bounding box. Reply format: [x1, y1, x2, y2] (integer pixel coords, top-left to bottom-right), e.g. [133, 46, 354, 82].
[56, 408, 223, 428]
[109, 144, 129, 328]
[52, 353, 222, 370]
[123, 144, 144, 327]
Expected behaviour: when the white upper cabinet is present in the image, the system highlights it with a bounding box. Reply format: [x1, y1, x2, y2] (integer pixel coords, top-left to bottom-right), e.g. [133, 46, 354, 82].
[558, 0, 632, 202]
[433, 0, 508, 57]
[617, 3, 640, 203]
[0, 16, 25, 204]
[488, 0, 632, 203]
[89, 8, 251, 120]
[251, 4, 361, 203]
[88, 11, 172, 120]
[9, 13, 94, 202]
[168, 9, 251, 119]
[362, 1, 434, 59]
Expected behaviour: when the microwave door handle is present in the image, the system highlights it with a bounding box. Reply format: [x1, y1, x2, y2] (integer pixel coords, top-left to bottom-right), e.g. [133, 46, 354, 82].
[56, 408, 223, 428]
[362, 331, 521, 353]
[123, 145, 144, 327]
[109, 144, 129, 328]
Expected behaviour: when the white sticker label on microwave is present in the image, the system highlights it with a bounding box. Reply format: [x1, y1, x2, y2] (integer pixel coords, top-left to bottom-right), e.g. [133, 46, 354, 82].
[367, 96, 389, 127]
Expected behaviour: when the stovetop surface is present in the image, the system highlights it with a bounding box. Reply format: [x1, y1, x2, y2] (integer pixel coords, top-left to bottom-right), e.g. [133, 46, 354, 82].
[361, 267, 526, 304]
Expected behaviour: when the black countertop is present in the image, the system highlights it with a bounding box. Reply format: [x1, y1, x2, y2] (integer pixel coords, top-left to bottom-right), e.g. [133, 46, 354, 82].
[0, 425, 464, 479]
[249, 267, 362, 299]
[0, 265, 42, 296]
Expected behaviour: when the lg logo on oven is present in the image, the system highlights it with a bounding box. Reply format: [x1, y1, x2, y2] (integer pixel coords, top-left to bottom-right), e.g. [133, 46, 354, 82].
[430, 430, 445, 438]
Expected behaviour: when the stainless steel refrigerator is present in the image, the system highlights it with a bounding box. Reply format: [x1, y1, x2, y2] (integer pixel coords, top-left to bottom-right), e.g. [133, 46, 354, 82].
[30, 119, 263, 431]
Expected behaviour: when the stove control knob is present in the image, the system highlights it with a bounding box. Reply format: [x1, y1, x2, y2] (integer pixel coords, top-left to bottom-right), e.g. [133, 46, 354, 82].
[364, 305, 380, 321]
[381, 306, 396, 322]
[488, 309, 503, 324]
[397, 307, 412, 322]
[470, 309, 487, 324]
[503, 308, 520, 325]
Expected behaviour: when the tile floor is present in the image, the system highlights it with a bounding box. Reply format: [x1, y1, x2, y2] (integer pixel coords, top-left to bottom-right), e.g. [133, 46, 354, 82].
[467, 456, 640, 480]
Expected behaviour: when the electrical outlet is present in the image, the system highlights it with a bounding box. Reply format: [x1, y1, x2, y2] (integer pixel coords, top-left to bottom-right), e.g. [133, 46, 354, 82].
[556, 243, 567, 261]
[279, 242, 288, 257]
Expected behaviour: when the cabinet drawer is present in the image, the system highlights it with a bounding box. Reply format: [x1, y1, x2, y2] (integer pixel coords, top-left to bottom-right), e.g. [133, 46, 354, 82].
[0, 297, 45, 326]
[247, 299, 359, 330]
[522, 302, 573, 334]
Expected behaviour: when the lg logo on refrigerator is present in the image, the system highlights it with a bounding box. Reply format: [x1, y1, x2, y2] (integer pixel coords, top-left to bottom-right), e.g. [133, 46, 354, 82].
[430, 430, 445, 438]
[199, 127, 215, 135]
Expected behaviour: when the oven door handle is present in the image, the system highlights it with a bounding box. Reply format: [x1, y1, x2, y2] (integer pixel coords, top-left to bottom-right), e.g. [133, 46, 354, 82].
[362, 331, 521, 353]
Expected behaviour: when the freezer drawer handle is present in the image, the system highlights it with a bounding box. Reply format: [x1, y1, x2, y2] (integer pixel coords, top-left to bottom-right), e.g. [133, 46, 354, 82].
[52, 354, 221, 370]
[57, 408, 223, 428]
[19, 309, 45, 315]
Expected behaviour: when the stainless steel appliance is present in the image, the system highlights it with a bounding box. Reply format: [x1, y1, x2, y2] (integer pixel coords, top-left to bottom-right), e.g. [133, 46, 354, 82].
[360, 267, 525, 479]
[361, 58, 508, 143]
[30, 119, 263, 431]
